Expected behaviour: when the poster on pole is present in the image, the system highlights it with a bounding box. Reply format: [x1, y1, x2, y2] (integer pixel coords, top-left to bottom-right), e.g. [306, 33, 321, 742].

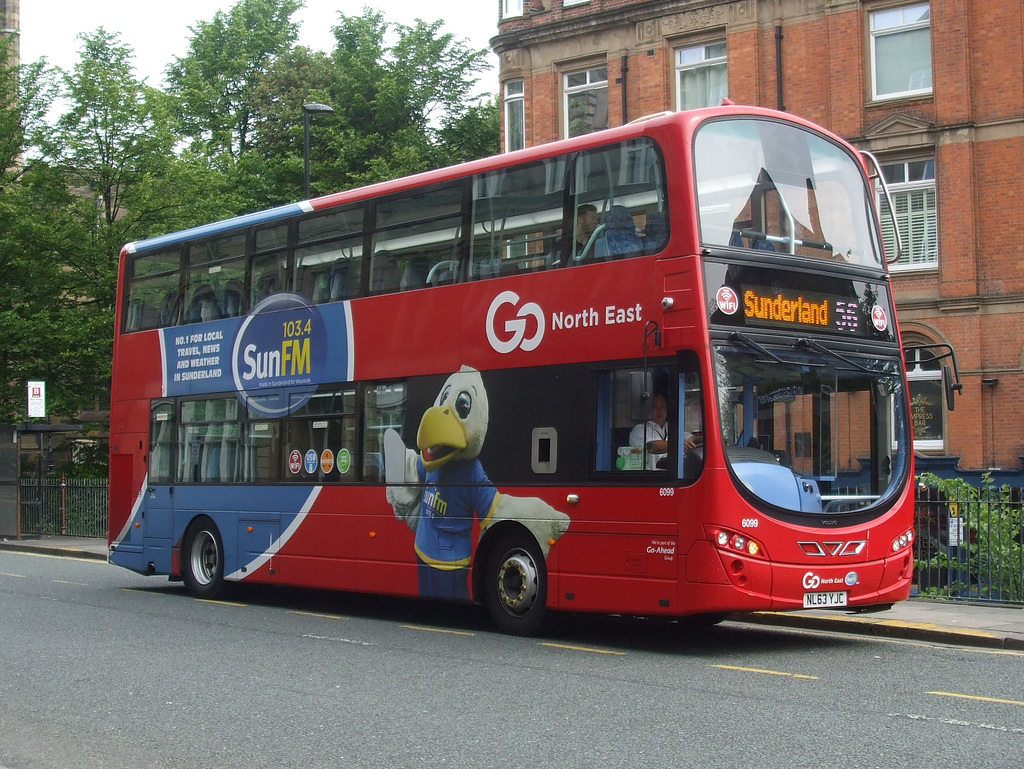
[27, 381, 46, 418]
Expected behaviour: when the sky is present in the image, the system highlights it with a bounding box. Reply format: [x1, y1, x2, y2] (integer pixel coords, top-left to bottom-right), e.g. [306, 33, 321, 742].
[19, 0, 499, 89]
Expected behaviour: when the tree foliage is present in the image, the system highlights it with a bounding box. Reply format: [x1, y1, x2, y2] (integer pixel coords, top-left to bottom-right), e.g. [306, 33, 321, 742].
[0, 0, 499, 456]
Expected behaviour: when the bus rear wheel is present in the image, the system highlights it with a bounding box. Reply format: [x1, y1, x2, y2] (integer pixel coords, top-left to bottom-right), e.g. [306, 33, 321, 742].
[182, 517, 225, 599]
[483, 531, 548, 636]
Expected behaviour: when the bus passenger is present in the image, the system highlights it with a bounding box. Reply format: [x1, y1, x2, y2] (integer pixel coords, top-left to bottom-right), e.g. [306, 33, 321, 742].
[574, 203, 599, 259]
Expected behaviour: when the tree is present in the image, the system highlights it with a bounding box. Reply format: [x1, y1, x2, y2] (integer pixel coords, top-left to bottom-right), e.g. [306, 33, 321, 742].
[0, 31, 238, 424]
[313, 11, 498, 191]
[167, 0, 302, 162]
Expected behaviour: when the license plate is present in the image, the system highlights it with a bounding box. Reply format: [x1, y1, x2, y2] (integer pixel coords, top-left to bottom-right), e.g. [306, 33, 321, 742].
[803, 590, 847, 608]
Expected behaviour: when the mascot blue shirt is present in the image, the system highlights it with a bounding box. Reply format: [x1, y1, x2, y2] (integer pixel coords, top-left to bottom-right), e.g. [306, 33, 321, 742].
[413, 456, 499, 569]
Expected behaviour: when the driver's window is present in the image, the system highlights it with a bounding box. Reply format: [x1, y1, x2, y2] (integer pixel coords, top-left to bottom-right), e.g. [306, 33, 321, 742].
[594, 363, 682, 475]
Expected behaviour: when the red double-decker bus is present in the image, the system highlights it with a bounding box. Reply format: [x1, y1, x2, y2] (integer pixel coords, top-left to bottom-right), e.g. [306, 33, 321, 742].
[109, 106, 920, 634]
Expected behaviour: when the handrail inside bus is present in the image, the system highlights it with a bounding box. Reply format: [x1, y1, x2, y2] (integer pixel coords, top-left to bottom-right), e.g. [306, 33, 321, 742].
[574, 224, 606, 263]
[861, 150, 903, 264]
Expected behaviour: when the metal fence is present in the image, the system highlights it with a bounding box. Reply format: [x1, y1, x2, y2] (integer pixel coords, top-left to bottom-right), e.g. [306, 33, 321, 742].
[13, 476, 1024, 605]
[915, 482, 1024, 604]
[19, 478, 109, 538]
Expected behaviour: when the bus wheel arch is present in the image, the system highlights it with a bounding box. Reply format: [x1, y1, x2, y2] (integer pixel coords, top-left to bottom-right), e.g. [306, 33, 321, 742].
[476, 523, 549, 636]
[181, 515, 226, 599]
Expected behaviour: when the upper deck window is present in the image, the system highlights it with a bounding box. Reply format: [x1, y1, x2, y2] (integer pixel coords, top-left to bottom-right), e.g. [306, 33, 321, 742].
[695, 118, 882, 268]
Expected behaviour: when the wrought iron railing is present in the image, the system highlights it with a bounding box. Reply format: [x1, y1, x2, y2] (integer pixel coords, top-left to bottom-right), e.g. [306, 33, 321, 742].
[914, 479, 1024, 604]
[19, 478, 109, 538]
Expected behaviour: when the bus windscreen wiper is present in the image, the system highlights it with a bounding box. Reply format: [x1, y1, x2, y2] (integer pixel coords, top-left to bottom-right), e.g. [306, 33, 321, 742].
[796, 337, 873, 372]
[729, 331, 788, 364]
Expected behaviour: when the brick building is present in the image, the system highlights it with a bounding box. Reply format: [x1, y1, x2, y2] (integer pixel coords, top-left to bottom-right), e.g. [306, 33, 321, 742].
[492, 0, 1024, 478]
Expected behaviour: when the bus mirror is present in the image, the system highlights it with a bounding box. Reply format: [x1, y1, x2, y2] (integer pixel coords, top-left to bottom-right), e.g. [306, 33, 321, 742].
[630, 371, 654, 422]
[943, 364, 962, 411]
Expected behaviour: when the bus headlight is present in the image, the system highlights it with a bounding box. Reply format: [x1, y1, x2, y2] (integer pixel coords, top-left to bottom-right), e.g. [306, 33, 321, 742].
[891, 528, 914, 552]
[712, 528, 766, 559]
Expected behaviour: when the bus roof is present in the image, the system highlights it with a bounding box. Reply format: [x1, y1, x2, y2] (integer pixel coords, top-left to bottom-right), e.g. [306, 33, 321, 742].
[123, 105, 845, 256]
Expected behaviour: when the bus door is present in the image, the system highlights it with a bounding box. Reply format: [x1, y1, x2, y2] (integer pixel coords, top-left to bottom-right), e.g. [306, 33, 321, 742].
[142, 400, 176, 573]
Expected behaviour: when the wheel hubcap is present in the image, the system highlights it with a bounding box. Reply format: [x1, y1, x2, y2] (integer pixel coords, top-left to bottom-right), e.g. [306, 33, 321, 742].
[190, 531, 219, 586]
[496, 550, 539, 616]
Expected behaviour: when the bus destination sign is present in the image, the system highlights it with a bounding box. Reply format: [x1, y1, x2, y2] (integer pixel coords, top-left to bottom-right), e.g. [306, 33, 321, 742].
[707, 265, 894, 342]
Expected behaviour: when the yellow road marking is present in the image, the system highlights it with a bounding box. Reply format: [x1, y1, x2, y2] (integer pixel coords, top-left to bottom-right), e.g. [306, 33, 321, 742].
[713, 664, 819, 680]
[0, 571, 26, 578]
[290, 610, 346, 621]
[928, 691, 1024, 707]
[2, 550, 101, 564]
[540, 642, 626, 656]
[402, 624, 475, 637]
[196, 598, 247, 607]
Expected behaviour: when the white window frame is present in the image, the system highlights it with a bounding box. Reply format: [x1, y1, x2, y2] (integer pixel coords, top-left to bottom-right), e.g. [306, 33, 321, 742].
[504, 79, 525, 153]
[563, 66, 608, 139]
[675, 41, 728, 111]
[870, 3, 932, 101]
[877, 158, 937, 271]
[563, 0, 589, 7]
[503, 0, 524, 19]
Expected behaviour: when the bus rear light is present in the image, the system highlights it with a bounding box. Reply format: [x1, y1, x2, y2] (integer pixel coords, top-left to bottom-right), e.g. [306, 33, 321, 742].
[713, 528, 766, 559]
[891, 528, 914, 553]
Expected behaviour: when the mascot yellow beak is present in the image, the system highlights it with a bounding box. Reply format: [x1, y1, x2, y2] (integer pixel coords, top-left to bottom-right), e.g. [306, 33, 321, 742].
[417, 405, 468, 472]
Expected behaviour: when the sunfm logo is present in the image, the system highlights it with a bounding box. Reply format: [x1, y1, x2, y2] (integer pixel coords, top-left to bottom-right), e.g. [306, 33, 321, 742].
[486, 290, 545, 354]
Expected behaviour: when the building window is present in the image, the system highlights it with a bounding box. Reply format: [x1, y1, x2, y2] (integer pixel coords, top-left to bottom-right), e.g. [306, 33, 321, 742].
[878, 159, 937, 269]
[563, 0, 590, 6]
[904, 344, 943, 452]
[504, 79, 525, 152]
[503, 0, 524, 18]
[870, 3, 932, 100]
[564, 66, 608, 138]
[675, 42, 728, 110]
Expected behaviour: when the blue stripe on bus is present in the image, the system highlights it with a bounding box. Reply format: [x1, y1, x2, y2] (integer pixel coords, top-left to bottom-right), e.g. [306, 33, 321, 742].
[125, 201, 313, 253]
[110, 484, 317, 580]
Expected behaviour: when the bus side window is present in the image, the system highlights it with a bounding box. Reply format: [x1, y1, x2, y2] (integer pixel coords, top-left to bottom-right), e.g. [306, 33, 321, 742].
[126, 249, 182, 332]
[469, 159, 566, 279]
[372, 182, 464, 295]
[149, 400, 175, 483]
[363, 381, 407, 483]
[295, 209, 364, 303]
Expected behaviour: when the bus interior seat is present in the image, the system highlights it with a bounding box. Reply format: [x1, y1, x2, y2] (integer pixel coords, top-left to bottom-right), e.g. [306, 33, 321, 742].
[399, 256, 430, 291]
[644, 211, 668, 254]
[186, 285, 221, 323]
[254, 274, 279, 302]
[370, 251, 401, 293]
[126, 300, 144, 332]
[604, 205, 642, 259]
[221, 279, 244, 317]
[160, 291, 182, 327]
[328, 260, 351, 301]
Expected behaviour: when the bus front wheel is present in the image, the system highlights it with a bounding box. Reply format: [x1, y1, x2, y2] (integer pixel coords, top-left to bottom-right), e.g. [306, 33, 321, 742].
[182, 517, 225, 599]
[483, 531, 548, 636]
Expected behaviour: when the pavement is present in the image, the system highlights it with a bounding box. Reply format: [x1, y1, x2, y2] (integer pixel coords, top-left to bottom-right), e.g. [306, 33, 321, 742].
[2, 535, 1022, 651]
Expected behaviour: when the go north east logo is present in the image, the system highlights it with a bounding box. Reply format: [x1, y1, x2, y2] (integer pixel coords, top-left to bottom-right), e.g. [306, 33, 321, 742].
[231, 293, 328, 416]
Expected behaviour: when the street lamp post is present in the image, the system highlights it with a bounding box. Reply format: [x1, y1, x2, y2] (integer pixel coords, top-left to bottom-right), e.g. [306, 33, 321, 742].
[302, 102, 335, 199]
